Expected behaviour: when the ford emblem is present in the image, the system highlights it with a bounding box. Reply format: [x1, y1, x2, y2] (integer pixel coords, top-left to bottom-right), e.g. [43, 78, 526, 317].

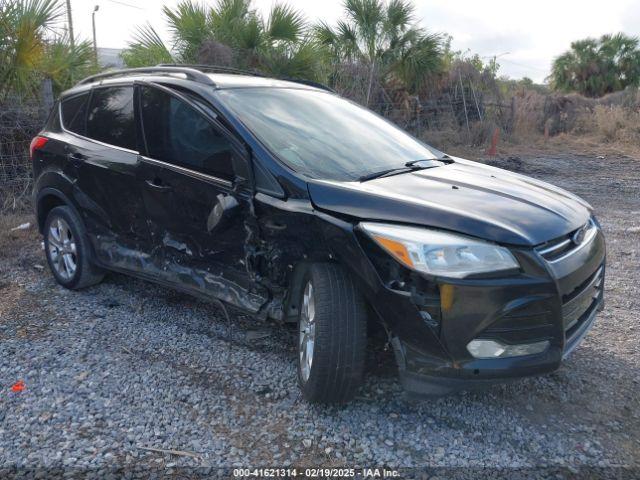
[572, 226, 587, 245]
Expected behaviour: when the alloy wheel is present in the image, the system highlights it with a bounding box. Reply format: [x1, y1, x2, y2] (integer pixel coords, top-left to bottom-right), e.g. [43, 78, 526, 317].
[299, 281, 316, 382]
[47, 217, 77, 280]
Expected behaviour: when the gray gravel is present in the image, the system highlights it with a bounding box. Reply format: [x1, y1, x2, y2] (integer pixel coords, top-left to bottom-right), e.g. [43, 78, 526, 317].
[0, 152, 639, 475]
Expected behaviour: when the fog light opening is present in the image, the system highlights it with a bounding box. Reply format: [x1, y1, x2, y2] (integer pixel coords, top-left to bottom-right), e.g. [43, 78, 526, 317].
[467, 339, 550, 359]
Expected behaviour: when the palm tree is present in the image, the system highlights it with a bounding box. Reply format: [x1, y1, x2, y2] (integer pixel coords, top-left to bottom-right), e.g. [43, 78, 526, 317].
[550, 33, 640, 97]
[0, 0, 98, 100]
[314, 0, 443, 104]
[122, 0, 326, 81]
[40, 36, 96, 94]
[120, 25, 173, 68]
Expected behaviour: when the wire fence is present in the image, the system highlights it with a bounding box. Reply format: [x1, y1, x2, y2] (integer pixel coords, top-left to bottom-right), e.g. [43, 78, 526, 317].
[0, 99, 49, 212]
[371, 98, 515, 138]
[0, 78, 54, 213]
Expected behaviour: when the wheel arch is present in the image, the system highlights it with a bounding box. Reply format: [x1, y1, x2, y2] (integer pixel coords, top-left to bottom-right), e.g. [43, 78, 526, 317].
[279, 212, 380, 325]
[36, 187, 83, 234]
[284, 260, 312, 322]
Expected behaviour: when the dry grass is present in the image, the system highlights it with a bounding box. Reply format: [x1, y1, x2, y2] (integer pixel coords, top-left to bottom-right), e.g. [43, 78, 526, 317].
[489, 133, 640, 159]
[592, 105, 640, 143]
[427, 87, 640, 160]
[0, 212, 37, 255]
[0, 184, 32, 213]
[426, 125, 640, 161]
[511, 90, 547, 138]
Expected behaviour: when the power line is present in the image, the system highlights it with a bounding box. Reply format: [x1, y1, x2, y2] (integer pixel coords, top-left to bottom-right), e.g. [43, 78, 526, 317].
[499, 58, 549, 73]
[105, 0, 144, 10]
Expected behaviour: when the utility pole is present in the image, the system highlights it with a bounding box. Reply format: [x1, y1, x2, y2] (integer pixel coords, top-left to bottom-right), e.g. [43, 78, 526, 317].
[92, 5, 99, 62]
[65, 0, 74, 47]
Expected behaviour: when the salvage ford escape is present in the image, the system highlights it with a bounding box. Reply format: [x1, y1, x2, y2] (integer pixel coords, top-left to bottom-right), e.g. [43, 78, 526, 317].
[31, 66, 605, 403]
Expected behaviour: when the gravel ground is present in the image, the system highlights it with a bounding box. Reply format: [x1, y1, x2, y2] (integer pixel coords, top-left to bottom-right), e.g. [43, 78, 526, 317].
[0, 152, 638, 478]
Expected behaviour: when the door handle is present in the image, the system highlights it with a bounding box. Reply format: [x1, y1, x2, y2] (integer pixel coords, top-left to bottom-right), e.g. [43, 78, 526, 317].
[67, 152, 85, 166]
[145, 179, 173, 193]
[262, 219, 287, 231]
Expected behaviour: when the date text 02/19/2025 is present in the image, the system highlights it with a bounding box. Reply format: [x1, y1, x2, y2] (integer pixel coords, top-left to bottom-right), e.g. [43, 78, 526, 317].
[233, 467, 400, 478]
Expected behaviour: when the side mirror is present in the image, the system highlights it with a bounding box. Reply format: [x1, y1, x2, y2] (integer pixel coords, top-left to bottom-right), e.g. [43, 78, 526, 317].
[232, 154, 251, 189]
[207, 193, 240, 232]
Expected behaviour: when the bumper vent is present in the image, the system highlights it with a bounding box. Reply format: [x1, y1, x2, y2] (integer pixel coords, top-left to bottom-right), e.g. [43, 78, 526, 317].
[562, 265, 603, 340]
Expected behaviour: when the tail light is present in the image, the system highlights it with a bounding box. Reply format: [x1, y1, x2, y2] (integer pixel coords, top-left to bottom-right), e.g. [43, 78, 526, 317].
[30, 136, 48, 159]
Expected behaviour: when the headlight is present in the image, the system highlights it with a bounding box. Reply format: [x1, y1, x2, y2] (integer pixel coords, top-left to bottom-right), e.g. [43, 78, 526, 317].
[360, 222, 519, 278]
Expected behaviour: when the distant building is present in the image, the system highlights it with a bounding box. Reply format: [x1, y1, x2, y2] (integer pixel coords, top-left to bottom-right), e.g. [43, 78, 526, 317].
[97, 48, 125, 69]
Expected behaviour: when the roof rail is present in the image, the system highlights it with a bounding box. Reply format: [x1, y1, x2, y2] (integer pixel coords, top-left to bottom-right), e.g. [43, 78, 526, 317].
[78, 64, 335, 93]
[77, 66, 216, 86]
[157, 63, 265, 78]
[157, 63, 335, 92]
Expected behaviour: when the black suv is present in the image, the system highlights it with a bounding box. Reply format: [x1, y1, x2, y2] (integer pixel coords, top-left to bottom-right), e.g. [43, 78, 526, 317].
[31, 66, 605, 403]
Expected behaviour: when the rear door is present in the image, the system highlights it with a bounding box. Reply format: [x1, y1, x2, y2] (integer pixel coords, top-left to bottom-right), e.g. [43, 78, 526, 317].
[136, 82, 264, 311]
[61, 85, 149, 253]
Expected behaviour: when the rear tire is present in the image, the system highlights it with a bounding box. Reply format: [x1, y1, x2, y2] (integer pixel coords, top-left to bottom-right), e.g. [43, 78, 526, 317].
[44, 206, 105, 290]
[296, 263, 367, 403]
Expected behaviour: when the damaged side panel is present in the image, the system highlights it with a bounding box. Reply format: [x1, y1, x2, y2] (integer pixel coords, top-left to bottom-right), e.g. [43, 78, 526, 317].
[245, 193, 328, 320]
[87, 189, 328, 318]
[90, 234, 267, 312]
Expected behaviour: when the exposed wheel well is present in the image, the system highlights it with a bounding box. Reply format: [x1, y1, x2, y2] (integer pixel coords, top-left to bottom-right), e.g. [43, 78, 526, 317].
[284, 261, 311, 322]
[284, 260, 380, 332]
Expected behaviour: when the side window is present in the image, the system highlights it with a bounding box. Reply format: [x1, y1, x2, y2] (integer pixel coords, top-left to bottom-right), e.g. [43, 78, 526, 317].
[140, 86, 234, 181]
[86, 86, 136, 151]
[61, 93, 89, 135]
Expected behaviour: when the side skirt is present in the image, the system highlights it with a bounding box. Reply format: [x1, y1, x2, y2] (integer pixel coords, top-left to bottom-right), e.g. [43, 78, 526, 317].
[90, 236, 268, 315]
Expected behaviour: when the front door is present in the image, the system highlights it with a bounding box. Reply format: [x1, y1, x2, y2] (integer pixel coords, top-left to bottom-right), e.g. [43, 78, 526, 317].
[136, 82, 266, 312]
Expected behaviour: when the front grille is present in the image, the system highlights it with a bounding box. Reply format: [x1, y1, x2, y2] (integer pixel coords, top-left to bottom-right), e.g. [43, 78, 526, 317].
[536, 218, 597, 263]
[562, 265, 603, 337]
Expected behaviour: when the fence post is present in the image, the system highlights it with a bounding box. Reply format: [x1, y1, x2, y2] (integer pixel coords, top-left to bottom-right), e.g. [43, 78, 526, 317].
[470, 81, 483, 122]
[458, 72, 470, 134]
[510, 96, 516, 133]
[40, 78, 54, 118]
[486, 128, 500, 156]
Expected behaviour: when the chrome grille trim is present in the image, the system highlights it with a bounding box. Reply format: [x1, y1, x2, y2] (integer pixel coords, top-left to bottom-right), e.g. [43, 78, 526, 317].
[548, 225, 597, 263]
[536, 218, 598, 263]
[537, 238, 572, 256]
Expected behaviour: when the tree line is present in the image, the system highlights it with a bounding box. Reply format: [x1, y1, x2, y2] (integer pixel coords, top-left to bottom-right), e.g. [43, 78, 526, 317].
[1, 0, 639, 101]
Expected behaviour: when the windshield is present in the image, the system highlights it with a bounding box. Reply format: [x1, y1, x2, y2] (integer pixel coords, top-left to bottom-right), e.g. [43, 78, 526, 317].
[216, 88, 441, 181]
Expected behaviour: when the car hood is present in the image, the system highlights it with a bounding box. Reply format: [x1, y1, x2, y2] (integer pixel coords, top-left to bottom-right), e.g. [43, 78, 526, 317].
[307, 157, 592, 246]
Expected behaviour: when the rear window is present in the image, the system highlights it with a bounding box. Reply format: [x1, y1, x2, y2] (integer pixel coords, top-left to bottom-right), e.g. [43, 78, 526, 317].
[61, 93, 89, 135]
[86, 86, 137, 151]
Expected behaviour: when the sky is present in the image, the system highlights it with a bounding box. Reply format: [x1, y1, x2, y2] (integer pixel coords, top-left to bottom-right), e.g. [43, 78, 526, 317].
[68, 0, 640, 83]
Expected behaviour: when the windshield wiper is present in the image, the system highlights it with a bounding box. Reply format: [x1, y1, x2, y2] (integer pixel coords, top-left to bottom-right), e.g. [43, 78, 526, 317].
[359, 157, 451, 182]
[405, 156, 451, 167]
[358, 166, 416, 182]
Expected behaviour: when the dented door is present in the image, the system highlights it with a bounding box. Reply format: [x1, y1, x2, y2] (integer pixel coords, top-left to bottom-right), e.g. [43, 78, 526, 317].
[136, 83, 264, 311]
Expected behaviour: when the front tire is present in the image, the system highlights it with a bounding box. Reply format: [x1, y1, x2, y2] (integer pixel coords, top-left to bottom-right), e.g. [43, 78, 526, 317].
[297, 263, 367, 403]
[44, 206, 105, 290]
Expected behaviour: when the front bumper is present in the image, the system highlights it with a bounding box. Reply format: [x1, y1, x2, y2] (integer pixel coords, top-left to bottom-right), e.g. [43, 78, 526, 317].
[357, 227, 606, 396]
[398, 294, 602, 396]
